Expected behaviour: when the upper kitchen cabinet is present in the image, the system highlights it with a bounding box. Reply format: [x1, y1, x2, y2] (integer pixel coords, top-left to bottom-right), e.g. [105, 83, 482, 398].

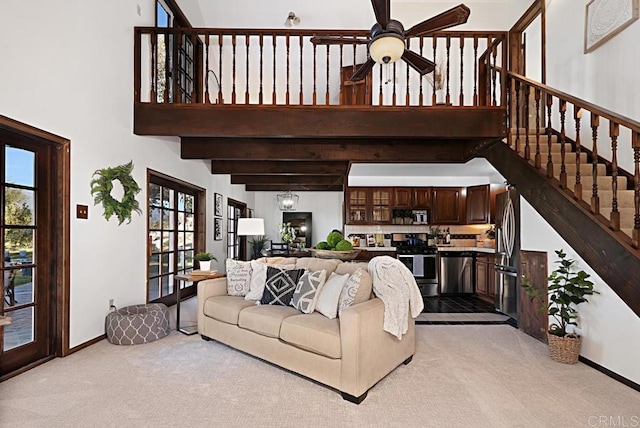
[466, 184, 490, 224]
[393, 188, 413, 208]
[413, 188, 432, 209]
[346, 188, 369, 224]
[370, 188, 392, 224]
[345, 187, 392, 225]
[431, 187, 464, 224]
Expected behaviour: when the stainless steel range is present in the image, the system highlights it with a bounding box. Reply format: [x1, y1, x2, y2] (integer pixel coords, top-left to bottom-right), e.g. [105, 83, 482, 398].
[396, 244, 438, 297]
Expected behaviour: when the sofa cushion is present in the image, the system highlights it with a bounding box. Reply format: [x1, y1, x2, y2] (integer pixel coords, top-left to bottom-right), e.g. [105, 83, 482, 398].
[290, 270, 327, 314]
[245, 261, 296, 301]
[203, 296, 256, 325]
[238, 305, 301, 338]
[335, 262, 373, 305]
[280, 313, 341, 359]
[338, 268, 364, 315]
[226, 259, 252, 296]
[261, 267, 306, 306]
[315, 272, 350, 319]
[295, 258, 341, 275]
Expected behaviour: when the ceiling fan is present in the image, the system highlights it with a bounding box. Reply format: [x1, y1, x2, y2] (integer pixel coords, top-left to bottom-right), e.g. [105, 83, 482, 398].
[310, 1, 470, 82]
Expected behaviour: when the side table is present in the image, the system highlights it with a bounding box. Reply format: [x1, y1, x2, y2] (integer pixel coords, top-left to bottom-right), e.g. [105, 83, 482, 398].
[174, 271, 225, 335]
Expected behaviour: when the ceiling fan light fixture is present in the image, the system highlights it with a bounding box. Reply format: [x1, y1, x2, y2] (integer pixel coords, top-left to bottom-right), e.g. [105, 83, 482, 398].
[369, 33, 405, 64]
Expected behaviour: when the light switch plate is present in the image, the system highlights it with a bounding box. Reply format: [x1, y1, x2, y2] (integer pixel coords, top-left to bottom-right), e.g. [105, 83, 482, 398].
[77, 204, 88, 219]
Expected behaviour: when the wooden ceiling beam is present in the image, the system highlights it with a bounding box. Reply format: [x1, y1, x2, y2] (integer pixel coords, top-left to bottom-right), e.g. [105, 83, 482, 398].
[245, 184, 344, 192]
[231, 175, 343, 185]
[211, 160, 349, 175]
[183, 137, 479, 162]
[135, 104, 506, 138]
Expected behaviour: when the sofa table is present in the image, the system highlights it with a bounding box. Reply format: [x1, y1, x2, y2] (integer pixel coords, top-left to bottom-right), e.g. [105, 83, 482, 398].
[175, 271, 224, 335]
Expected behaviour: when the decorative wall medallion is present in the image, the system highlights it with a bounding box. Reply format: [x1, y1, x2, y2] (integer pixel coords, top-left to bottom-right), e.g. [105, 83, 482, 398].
[584, 0, 639, 53]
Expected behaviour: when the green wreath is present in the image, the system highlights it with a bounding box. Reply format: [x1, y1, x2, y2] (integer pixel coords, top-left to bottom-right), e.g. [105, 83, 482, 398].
[90, 161, 142, 225]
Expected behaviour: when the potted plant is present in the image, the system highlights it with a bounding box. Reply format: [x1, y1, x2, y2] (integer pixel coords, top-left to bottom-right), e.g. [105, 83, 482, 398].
[194, 252, 217, 272]
[248, 235, 269, 259]
[522, 249, 598, 364]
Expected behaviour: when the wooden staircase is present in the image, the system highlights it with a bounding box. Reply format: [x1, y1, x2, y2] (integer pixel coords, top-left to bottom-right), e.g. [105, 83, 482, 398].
[516, 129, 636, 238]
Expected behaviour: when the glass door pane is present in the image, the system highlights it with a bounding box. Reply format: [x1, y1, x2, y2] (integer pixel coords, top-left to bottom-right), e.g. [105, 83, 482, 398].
[2, 145, 39, 354]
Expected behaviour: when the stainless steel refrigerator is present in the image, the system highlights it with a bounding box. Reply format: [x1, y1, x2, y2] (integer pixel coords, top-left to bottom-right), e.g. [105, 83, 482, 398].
[494, 187, 520, 321]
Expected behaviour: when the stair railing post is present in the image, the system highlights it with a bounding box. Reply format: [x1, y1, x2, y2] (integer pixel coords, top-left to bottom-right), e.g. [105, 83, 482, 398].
[610, 122, 620, 231]
[534, 88, 541, 169]
[574, 106, 583, 200]
[546, 93, 554, 178]
[515, 79, 521, 154]
[559, 99, 568, 188]
[590, 113, 600, 215]
[524, 83, 531, 161]
[633, 131, 640, 248]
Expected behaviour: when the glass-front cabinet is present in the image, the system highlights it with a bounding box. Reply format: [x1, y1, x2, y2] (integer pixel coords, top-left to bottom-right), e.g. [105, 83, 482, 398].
[371, 188, 392, 224]
[345, 187, 392, 225]
[346, 188, 368, 224]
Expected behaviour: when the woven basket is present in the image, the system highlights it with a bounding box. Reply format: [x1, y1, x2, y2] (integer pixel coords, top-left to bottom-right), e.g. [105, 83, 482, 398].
[548, 333, 581, 364]
[308, 248, 362, 260]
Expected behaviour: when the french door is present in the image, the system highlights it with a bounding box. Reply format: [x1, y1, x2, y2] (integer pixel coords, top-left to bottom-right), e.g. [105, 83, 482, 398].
[0, 132, 55, 376]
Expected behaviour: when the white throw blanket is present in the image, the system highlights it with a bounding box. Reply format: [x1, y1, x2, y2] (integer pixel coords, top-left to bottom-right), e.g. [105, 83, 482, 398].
[368, 256, 424, 339]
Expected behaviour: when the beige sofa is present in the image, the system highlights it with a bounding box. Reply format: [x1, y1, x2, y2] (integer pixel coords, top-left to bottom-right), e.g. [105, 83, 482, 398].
[197, 257, 415, 403]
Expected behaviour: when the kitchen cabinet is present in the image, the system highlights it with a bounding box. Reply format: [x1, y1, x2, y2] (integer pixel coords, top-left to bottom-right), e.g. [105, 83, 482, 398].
[431, 187, 464, 224]
[413, 187, 432, 208]
[346, 188, 369, 224]
[393, 188, 413, 208]
[466, 184, 490, 224]
[475, 253, 495, 303]
[345, 187, 392, 225]
[371, 188, 392, 223]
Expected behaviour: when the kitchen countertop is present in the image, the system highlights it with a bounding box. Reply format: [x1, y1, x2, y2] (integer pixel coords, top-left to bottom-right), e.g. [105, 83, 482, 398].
[437, 246, 495, 253]
[356, 246, 496, 253]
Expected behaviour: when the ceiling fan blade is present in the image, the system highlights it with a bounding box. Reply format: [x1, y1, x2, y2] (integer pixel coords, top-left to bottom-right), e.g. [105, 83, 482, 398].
[405, 4, 471, 37]
[310, 36, 369, 45]
[371, 0, 391, 27]
[350, 58, 376, 82]
[402, 50, 435, 75]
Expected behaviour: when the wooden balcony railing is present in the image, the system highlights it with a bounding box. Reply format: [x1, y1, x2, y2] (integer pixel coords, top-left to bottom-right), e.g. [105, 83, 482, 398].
[134, 27, 507, 107]
[507, 71, 640, 248]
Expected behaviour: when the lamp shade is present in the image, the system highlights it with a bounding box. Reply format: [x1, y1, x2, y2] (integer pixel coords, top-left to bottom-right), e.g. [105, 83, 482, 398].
[237, 218, 265, 236]
[369, 34, 405, 64]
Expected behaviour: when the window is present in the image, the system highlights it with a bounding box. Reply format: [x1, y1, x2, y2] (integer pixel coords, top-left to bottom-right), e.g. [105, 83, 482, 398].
[147, 172, 204, 304]
[155, 0, 197, 103]
[226, 199, 246, 260]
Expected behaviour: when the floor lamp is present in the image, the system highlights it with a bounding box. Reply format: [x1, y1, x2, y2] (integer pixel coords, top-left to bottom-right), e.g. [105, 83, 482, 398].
[237, 218, 265, 260]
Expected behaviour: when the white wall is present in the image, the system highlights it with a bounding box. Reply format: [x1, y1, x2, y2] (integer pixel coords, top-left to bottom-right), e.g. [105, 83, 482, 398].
[521, 198, 640, 385]
[253, 192, 343, 247]
[0, 0, 252, 347]
[545, 0, 640, 172]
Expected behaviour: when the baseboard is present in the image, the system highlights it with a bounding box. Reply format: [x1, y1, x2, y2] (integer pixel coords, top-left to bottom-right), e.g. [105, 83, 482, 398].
[68, 334, 106, 355]
[579, 356, 640, 393]
[0, 356, 55, 383]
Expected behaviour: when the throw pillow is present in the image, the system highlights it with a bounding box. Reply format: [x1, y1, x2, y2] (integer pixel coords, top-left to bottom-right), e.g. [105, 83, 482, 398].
[245, 261, 296, 301]
[338, 268, 364, 315]
[225, 259, 252, 296]
[315, 272, 350, 319]
[290, 270, 327, 314]
[260, 267, 306, 306]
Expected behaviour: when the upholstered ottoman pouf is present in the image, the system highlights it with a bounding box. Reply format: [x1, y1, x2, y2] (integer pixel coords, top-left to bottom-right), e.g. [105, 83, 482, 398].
[105, 303, 169, 345]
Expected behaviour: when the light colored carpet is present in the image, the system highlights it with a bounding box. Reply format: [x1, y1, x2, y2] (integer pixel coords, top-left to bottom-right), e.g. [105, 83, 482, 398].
[1, 322, 638, 427]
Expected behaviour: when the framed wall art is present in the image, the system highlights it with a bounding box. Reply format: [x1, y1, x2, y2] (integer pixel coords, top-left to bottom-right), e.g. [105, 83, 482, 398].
[584, 0, 639, 53]
[214, 193, 223, 217]
[214, 217, 222, 241]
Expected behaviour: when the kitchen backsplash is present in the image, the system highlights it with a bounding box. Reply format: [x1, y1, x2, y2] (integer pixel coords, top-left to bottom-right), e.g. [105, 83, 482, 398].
[344, 224, 492, 236]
